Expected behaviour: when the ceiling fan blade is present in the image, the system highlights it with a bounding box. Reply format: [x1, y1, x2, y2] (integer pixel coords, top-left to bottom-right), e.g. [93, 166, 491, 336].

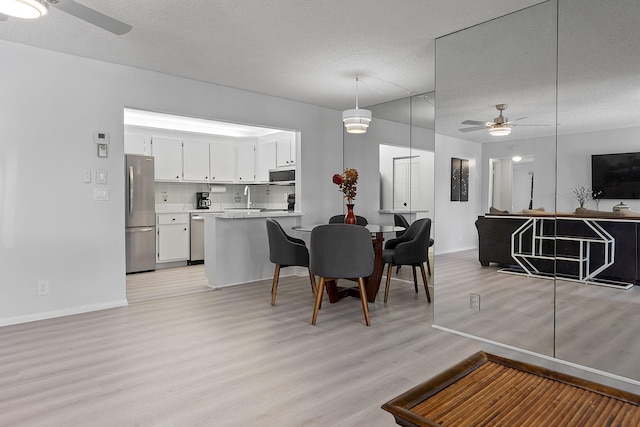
[459, 126, 487, 133]
[53, 0, 132, 35]
[0, 13, 8, 21]
[504, 117, 529, 125]
[461, 120, 490, 126]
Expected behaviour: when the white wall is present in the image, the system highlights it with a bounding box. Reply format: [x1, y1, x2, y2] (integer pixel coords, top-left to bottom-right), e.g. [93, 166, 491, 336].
[0, 40, 343, 325]
[434, 134, 483, 254]
[557, 126, 640, 212]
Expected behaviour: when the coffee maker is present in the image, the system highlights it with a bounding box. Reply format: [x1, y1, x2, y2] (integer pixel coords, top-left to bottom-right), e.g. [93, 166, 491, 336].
[287, 193, 295, 211]
[196, 192, 211, 209]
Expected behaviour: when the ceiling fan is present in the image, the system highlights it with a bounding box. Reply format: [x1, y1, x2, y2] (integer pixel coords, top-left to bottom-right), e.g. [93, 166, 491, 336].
[0, 0, 132, 35]
[459, 104, 548, 136]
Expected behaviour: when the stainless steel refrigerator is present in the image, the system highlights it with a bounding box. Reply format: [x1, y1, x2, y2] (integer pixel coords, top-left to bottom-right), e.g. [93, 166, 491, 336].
[125, 154, 156, 273]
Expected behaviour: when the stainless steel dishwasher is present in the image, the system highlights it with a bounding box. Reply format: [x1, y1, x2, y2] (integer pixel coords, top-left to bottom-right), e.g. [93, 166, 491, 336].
[189, 213, 205, 264]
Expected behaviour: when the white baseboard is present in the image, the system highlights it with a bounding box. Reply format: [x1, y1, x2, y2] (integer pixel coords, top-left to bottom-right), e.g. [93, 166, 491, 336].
[0, 299, 129, 327]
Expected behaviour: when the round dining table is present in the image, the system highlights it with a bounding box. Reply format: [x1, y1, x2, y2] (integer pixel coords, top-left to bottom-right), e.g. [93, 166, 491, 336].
[292, 224, 405, 303]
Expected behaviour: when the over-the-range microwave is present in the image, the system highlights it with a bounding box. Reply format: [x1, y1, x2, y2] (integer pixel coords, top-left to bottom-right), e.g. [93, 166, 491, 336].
[269, 168, 295, 185]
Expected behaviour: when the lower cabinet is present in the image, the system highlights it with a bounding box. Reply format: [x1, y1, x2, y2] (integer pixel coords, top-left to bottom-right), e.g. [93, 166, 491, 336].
[157, 213, 190, 262]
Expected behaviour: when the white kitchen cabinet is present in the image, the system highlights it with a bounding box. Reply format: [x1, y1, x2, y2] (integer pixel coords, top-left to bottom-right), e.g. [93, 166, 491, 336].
[183, 140, 210, 181]
[157, 213, 190, 262]
[276, 137, 295, 167]
[257, 140, 277, 182]
[236, 142, 256, 182]
[209, 141, 235, 182]
[124, 134, 151, 155]
[152, 137, 183, 181]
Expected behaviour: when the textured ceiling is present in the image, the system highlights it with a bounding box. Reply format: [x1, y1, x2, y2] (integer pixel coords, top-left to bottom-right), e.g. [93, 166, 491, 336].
[0, 0, 545, 110]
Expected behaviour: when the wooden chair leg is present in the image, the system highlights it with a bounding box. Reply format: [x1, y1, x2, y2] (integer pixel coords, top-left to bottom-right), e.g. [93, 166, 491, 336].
[412, 266, 418, 293]
[308, 269, 317, 296]
[396, 265, 401, 274]
[384, 263, 393, 303]
[358, 277, 371, 326]
[426, 256, 432, 276]
[271, 264, 281, 306]
[419, 263, 431, 303]
[311, 277, 325, 325]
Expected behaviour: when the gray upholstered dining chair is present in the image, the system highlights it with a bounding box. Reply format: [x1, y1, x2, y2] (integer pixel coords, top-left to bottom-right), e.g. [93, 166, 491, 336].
[328, 214, 368, 226]
[266, 218, 317, 305]
[393, 213, 434, 275]
[310, 224, 374, 326]
[382, 218, 432, 304]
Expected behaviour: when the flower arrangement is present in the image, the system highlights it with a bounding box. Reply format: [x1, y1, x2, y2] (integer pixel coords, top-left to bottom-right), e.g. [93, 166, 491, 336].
[572, 183, 592, 208]
[332, 168, 358, 203]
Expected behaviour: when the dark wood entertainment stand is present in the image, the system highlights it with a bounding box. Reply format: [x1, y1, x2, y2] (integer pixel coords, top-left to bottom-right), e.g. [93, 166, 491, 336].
[475, 212, 640, 287]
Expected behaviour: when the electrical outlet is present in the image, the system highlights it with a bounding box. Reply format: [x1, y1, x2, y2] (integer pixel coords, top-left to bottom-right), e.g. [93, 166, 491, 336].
[37, 280, 50, 296]
[469, 293, 480, 311]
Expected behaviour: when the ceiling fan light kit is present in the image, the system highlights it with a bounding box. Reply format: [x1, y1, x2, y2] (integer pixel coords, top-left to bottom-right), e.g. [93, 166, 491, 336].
[343, 76, 372, 134]
[459, 103, 547, 136]
[489, 124, 512, 136]
[0, 0, 133, 35]
[0, 0, 48, 19]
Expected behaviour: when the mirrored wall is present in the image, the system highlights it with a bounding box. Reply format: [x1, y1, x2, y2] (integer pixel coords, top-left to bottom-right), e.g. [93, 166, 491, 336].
[434, 0, 640, 382]
[342, 93, 435, 227]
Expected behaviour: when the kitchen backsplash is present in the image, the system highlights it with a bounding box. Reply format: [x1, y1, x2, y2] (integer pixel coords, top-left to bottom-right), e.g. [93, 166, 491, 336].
[155, 182, 294, 210]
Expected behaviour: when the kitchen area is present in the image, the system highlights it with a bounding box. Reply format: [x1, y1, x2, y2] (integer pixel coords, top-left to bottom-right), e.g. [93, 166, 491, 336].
[124, 108, 302, 295]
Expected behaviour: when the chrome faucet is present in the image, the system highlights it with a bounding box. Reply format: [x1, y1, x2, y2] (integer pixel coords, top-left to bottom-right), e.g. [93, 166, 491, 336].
[244, 185, 253, 208]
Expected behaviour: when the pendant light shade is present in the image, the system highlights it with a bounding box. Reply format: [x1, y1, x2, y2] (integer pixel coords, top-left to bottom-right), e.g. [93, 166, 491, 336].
[343, 76, 372, 134]
[0, 0, 48, 19]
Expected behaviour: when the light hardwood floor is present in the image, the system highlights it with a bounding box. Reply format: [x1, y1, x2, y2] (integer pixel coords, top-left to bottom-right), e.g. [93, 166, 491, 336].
[126, 264, 211, 304]
[0, 261, 484, 426]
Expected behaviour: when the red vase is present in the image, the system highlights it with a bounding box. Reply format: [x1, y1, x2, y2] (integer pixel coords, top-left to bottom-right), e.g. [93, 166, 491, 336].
[345, 203, 356, 224]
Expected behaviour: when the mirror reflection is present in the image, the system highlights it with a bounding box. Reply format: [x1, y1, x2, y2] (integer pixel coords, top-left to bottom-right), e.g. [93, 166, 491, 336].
[379, 144, 434, 214]
[433, 0, 557, 357]
[554, 0, 640, 380]
[489, 156, 534, 213]
[343, 92, 436, 305]
[435, 0, 640, 382]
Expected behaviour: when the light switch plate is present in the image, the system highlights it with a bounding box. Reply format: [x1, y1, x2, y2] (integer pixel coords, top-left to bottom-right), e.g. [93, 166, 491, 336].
[96, 169, 108, 184]
[94, 188, 109, 201]
[97, 144, 108, 158]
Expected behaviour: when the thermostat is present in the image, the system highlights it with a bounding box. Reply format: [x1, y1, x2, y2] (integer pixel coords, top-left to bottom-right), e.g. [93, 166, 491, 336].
[93, 131, 110, 145]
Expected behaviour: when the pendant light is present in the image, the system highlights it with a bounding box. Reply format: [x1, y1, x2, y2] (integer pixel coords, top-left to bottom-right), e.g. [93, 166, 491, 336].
[0, 0, 48, 19]
[342, 76, 372, 134]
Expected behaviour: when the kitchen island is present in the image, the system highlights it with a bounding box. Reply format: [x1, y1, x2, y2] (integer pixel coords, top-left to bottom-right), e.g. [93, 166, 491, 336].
[204, 211, 303, 289]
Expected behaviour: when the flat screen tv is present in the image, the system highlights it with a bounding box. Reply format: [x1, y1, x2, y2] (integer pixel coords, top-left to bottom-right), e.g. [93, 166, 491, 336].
[591, 152, 640, 199]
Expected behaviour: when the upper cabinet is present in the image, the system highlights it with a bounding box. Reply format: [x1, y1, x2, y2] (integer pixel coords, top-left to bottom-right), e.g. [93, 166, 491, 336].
[124, 134, 152, 156]
[152, 137, 182, 181]
[276, 137, 296, 167]
[182, 140, 210, 181]
[210, 141, 235, 182]
[236, 142, 256, 182]
[128, 129, 286, 185]
[257, 140, 277, 182]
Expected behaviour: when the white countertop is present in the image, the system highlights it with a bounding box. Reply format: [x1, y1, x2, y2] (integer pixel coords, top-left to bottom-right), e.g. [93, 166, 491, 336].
[156, 208, 302, 218]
